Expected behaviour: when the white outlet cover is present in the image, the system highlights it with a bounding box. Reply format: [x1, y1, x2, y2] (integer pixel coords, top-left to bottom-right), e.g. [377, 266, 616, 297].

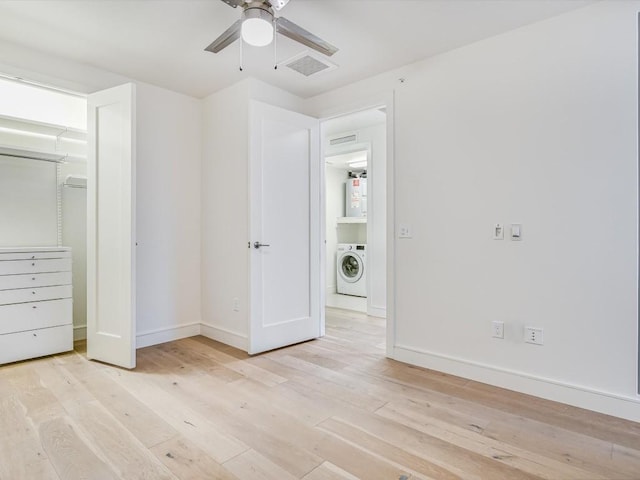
[524, 326, 543, 345]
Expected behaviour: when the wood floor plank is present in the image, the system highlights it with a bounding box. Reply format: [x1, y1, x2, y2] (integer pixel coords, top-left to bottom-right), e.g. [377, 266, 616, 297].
[102, 365, 251, 464]
[222, 449, 298, 480]
[302, 461, 361, 480]
[55, 352, 179, 449]
[68, 400, 178, 480]
[150, 435, 241, 480]
[0, 396, 60, 480]
[124, 355, 326, 478]
[375, 402, 607, 480]
[39, 416, 118, 480]
[317, 417, 463, 480]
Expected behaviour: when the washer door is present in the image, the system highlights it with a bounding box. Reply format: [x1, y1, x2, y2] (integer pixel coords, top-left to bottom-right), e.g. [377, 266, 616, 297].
[339, 252, 363, 283]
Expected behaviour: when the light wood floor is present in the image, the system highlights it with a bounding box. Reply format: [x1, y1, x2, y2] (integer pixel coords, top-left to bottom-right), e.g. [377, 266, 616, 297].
[1, 308, 640, 480]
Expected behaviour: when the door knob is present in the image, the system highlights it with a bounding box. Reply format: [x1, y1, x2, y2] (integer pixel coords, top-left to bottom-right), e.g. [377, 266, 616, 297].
[253, 242, 271, 249]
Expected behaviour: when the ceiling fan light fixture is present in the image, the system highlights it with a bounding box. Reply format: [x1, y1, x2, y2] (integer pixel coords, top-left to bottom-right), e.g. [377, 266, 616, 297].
[241, 7, 274, 47]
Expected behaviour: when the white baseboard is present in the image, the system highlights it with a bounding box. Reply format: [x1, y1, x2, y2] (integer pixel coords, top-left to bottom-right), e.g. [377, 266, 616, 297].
[136, 322, 201, 349]
[393, 344, 640, 423]
[200, 323, 248, 351]
[73, 324, 86, 341]
[326, 284, 337, 295]
[367, 305, 386, 318]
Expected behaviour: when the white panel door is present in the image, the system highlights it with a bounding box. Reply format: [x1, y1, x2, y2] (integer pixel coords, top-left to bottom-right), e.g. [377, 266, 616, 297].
[86, 83, 136, 368]
[249, 101, 321, 355]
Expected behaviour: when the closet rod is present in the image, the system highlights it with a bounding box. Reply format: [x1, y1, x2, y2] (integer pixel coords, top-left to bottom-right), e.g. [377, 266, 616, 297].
[0, 152, 66, 164]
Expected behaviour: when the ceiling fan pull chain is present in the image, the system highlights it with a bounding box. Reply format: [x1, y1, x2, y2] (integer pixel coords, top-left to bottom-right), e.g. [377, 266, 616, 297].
[239, 37, 243, 72]
[274, 21, 278, 70]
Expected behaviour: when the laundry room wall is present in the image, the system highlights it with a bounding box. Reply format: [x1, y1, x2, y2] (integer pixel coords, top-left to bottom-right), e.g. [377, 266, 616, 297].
[325, 165, 348, 294]
[305, 0, 640, 421]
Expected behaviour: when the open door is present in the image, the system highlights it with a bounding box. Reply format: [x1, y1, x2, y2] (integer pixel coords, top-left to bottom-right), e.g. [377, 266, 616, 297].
[86, 83, 136, 368]
[249, 101, 321, 354]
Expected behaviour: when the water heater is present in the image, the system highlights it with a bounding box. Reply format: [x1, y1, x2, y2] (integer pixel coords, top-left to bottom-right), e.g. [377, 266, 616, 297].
[346, 177, 367, 217]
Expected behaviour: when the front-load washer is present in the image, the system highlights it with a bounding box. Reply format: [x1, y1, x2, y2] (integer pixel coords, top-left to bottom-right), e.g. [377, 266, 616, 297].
[336, 244, 366, 297]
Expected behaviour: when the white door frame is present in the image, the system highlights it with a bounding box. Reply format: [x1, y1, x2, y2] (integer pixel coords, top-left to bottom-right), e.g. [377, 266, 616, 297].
[318, 90, 396, 357]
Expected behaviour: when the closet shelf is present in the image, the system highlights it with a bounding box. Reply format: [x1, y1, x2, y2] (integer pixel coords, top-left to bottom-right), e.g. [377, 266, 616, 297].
[0, 113, 86, 142]
[337, 217, 367, 224]
[0, 145, 68, 163]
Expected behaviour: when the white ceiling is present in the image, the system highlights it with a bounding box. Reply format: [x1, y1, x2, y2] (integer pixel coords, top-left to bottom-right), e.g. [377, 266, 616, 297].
[0, 0, 594, 99]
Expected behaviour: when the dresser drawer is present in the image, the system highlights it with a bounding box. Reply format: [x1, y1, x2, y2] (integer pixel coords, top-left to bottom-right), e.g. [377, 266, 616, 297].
[0, 272, 72, 290]
[0, 298, 72, 334]
[0, 258, 71, 276]
[0, 250, 71, 261]
[0, 285, 73, 306]
[0, 324, 73, 364]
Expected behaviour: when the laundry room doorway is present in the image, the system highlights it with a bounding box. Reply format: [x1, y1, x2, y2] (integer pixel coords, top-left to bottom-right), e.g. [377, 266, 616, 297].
[322, 107, 387, 319]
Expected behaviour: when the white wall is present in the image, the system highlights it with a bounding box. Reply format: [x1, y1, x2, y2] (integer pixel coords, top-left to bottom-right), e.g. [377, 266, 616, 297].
[358, 123, 387, 317]
[60, 161, 88, 340]
[0, 158, 58, 247]
[325, 165, 348, 293]
[306, 1, 640, 421]
[200, 78, 305, 349]
[135, 82, 203, 347]
[201, 80, 251, 349]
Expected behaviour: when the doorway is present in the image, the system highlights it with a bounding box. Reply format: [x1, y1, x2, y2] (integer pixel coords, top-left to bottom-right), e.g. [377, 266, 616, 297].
[321, 107, 387, 319]
[0, 75, 88, 342]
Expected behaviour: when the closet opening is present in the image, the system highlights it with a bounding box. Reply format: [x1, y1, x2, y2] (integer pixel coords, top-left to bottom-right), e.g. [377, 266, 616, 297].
[0, 75, 88, 364]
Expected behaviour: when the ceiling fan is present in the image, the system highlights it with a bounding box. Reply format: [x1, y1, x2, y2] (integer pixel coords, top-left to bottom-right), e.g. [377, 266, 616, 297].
[205, 0, 338, 58]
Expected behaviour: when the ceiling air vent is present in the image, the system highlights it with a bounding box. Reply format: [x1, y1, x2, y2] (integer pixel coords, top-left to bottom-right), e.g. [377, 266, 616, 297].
[329, 133, 357, 146]
[282, 51, 337, 77]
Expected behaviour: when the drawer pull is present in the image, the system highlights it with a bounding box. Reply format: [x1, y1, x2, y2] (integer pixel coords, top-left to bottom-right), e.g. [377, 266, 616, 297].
[31, 256, 35, 259]
[33, 333, 37, 337]
[32, 306, 37, 309]
[32, 291, 36, 295]
[32, 277, 36, 281]
[31, 262, 35, 266]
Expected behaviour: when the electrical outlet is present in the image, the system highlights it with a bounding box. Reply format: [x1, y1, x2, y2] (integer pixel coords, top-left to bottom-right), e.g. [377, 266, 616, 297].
[492, 321, 504, 339]
[232, 297, 239, 312]
[524, 326, 543, 345]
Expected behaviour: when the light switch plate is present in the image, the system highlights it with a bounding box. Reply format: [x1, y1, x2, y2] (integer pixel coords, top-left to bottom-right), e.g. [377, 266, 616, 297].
[398, 224, 412, 238]
[511, 224, 522, 241]
[493, 223, 504, 240]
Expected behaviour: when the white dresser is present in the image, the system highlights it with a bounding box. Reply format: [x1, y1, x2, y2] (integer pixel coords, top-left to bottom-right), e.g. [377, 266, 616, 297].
[0, 247, 73, 364]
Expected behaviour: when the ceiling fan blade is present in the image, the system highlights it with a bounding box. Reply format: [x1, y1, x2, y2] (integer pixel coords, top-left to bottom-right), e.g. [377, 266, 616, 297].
[276, 17, 338, 57]
[220, 0, 244, 7]
[269, 0, 290, 11]
[205, 19, 242, 53]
